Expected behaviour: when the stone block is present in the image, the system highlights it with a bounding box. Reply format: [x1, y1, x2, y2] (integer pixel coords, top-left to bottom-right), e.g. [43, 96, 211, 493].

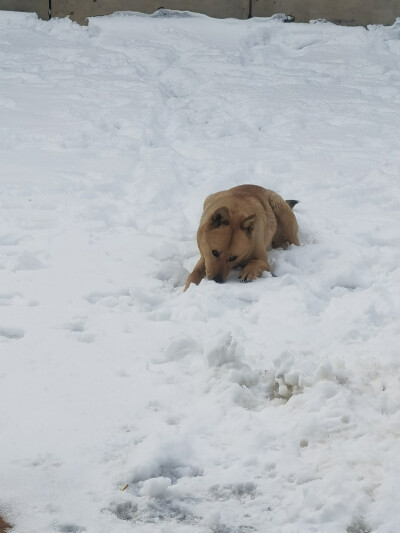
[0, 0, 49, 19]
[251, 0, 400, 26]
[51, 0, 250, 25]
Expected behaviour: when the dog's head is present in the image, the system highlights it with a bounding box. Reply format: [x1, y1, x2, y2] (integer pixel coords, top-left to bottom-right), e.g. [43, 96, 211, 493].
[198, 206, 256, 283]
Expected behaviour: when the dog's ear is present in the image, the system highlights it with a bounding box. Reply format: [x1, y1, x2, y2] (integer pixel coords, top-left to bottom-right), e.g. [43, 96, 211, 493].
[209, 207, 230, 229]
[241, 214, 256, 233]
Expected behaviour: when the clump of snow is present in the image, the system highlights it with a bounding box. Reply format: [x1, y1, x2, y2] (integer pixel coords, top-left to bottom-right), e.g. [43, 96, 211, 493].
[140, 477, 172, 499]
[1, 9, 400, 533]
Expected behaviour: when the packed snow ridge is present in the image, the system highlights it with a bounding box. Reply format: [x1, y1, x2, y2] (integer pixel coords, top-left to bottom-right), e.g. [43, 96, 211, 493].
[1, 9, 400, 533]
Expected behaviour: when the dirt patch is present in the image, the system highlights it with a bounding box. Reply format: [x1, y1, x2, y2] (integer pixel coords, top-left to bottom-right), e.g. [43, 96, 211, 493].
[0, 516, 12, 533]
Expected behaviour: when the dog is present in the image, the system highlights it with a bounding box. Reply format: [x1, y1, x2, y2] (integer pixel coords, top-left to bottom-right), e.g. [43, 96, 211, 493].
[184, 184, 299, 291]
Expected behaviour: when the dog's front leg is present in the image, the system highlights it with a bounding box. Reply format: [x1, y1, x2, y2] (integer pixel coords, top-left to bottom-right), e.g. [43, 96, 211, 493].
[239, 259, 271, 283]
[184, 257, 206, 291]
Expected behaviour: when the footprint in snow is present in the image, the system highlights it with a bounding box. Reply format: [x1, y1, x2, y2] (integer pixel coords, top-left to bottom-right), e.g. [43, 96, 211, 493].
[55, 525, 86, 533]
[210, 481, 258, 502]
[109, 501, 138, 521]
[64, 317, 87, 333]
[157, 335, 201, 363]
[0, 233, 23, 246]
[11, 251, 48, 271]
[0, 326, 25, 340]
[0, 293, 23, 306]
[63, 317, 95, 343]
[85, 289, 132, 307]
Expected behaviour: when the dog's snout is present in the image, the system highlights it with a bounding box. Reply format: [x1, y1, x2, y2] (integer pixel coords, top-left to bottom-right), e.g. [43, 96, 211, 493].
[213, 275, 224, 284]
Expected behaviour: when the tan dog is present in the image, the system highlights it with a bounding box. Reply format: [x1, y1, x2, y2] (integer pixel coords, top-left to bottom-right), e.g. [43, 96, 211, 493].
[184, 185, 299, 290]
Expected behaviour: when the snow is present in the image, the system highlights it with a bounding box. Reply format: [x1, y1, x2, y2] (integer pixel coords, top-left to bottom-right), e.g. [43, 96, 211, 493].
[1, 9, 400, 533]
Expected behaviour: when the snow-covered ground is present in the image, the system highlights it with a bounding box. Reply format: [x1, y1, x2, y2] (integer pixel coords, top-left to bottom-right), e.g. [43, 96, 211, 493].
[1, 9, 400, 533]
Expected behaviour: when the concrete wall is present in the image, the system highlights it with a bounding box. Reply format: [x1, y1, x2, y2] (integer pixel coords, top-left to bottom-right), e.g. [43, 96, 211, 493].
[0, 0, 49, 19]
[252, 0, 400, 26]
[1, 0, 400, 26]
[51, 0, 250, 25]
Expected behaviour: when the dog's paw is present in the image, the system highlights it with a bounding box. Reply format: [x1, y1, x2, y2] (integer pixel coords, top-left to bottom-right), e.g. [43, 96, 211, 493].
[183, 277, 194, 291]
[184, 260, 206, 291]
[239, 263, 263, 283]
[184, 271, 203, 291]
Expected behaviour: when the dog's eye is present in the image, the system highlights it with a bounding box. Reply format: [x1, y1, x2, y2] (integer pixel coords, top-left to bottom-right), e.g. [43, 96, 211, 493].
[229, 256, 237, 262]
[212, 250, 220, 258]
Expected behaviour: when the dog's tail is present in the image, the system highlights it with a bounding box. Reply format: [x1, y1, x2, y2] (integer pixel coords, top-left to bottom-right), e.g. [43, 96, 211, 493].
[285, 200, 299, 210]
